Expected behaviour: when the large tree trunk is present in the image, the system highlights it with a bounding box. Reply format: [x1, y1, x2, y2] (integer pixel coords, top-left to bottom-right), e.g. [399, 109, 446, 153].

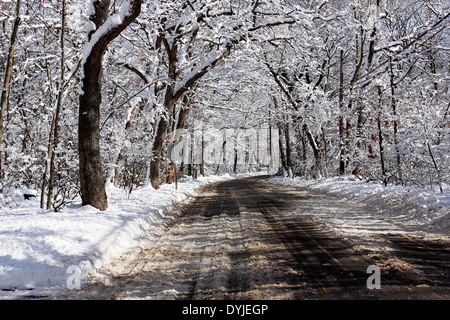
[78, 0, 142, 210]
[79, 58, 108, 210]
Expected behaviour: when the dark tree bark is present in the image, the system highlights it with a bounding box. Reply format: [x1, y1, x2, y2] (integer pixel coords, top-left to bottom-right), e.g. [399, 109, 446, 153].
[284, 116, 292, 177]
[278, 125, 287, 173]
[79, 0, 142, 211]
[377, 88, 387, 186]
[0, 0, 22, 184]
[339, 49, 345, 175]
[149, 97, 176, 190]
[47, 0, 66, 210]
[389, 58, 402, 183]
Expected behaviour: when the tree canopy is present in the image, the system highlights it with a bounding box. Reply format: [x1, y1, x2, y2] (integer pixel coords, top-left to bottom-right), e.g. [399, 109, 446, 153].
[0, 0, 448, 210]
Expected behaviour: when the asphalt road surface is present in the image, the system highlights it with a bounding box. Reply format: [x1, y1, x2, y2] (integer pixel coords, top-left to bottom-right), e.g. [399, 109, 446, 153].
[78, 176, 450, 300]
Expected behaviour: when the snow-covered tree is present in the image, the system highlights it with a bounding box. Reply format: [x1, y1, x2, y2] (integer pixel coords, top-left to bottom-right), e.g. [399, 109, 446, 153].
[0, 0, 447, 210]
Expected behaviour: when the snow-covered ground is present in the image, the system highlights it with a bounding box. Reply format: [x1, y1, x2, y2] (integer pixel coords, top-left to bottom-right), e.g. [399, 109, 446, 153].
[269, 175, 450, 233]
[0, 173, 254, 299]
[1, 173, 448, 300]
[266, 176, 449, 288]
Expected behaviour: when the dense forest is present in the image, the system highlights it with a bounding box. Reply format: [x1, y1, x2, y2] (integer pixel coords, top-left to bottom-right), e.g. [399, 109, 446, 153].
[0, 0, 448, 211]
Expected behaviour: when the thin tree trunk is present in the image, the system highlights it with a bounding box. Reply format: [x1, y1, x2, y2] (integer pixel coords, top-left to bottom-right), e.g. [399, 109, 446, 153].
[233, 133, 238, 174]
[284, 116, 292, 177]
[377, 88, 387, 186]
[377, 114, 387, 186]
[41, 116, 55, 209]
[113, 99, 146, 187]
[278, 125, 287, 174]
[339, 49, 345, 175]
[0, 0, 22, 187]
[293, 119, 308, 179]
[188, 131, 193, 176]
[47, 0, 66, 210]
[215, 140, 226, 175]
[321, 125, 329, 178]
[389, 58, 402, 183]
[200, 124, 205, 176]
[301, 128, 308, 179]
[304, 124, 322, 177]
[427, 142, 443, 193]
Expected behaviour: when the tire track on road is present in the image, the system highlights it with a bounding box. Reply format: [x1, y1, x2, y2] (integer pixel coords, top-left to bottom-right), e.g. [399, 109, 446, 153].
[75, 176, 450, 300]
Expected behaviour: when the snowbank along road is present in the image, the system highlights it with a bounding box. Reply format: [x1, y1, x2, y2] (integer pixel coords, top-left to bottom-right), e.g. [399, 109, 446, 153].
[77, 176, 450, 300]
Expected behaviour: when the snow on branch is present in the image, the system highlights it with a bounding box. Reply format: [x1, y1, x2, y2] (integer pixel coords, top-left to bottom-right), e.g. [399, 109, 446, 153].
[80, 0, 142, 86]
[173, 42, 233, 100]
[374, 11, 450, 55]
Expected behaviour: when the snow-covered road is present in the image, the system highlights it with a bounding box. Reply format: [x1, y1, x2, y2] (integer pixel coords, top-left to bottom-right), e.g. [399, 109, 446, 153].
[74, 176, 450, 300]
